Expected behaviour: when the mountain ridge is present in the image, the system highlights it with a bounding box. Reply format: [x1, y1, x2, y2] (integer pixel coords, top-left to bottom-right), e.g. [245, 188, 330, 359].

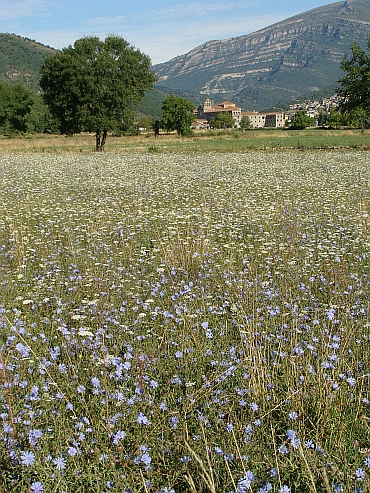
[153, 0, 370, 110]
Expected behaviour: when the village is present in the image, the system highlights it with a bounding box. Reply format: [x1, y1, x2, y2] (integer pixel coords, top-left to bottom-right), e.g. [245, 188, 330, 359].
[193, 94, 342, 129]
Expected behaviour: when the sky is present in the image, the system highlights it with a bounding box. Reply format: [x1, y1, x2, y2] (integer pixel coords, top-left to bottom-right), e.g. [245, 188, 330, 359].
[0, 0, 335, 65]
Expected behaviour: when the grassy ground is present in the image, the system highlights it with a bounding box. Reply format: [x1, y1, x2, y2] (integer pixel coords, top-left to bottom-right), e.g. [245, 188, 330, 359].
[0, 128, 369, 153]
[0, 150, 369, 492]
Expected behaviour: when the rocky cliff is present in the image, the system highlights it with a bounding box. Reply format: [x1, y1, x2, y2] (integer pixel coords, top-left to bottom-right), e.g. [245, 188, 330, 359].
[153, 0, 370, 110]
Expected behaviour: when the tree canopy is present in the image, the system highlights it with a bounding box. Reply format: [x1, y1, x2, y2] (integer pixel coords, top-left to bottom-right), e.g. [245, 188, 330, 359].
[290, 110, 313, 130]
[209, 112, 235, 129]
[0, 81, 34, 134]
[40, 35, 157, 150]
[161, 95, 195, 136]
[338, 37, 370, 115]
[240, 115, 251, 131]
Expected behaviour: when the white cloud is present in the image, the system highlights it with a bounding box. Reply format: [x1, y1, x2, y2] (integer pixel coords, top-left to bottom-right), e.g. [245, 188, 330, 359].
[0, 0, 52, 19]
[84, 15, 127, 27]
[147, 1, 268, 18]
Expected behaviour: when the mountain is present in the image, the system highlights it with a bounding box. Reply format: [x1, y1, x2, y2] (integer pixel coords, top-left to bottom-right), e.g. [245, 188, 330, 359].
[153, 0, 370, 110]
[0, 33, 56, 92]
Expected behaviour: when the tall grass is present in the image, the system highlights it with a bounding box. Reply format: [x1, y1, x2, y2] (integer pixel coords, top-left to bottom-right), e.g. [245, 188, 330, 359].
[0, 150, 369, 492]
[0, 128, 369, 153]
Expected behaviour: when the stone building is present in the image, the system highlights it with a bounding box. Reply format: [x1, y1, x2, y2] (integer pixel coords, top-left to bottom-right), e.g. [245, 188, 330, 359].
[195, 99, 286, 129]
[197, 99, 242, 127]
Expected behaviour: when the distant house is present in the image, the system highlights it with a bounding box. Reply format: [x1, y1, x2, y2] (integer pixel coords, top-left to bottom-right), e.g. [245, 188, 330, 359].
[242, 111, 266, 128]
[241, 111, 286, 128]
[195, 99, 286, 129]
[196, 99, 242, 127]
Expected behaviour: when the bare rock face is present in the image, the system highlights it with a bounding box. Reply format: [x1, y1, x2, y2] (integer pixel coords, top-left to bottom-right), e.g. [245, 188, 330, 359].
[153, 0, 370, 110]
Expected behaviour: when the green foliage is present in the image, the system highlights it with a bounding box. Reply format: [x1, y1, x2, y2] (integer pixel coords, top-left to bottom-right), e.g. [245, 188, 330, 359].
[326, 105, 346, 129]
[40, 35, 157, 140]
[339, 37, 370, 115]
[240, 115, 251, 131]
[133, 88, 169, 120]
[316, 108, 326, 126]
[161, 95, 195, 135]
[346, 107, 370, 129]
[0, 81, 34, 134]
[290, 110, 313, 130]
[0, 33, 56, 91]
[209, 112, 235, 129]
[138, 116, 155, 130]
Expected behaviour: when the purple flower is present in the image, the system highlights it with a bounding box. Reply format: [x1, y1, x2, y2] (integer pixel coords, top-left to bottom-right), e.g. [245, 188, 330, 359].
[237, 470, 255, 492]
[91, 377, 100, 388]
[259, 483, 272, 492]
[279, 487, 290, 493]
[76, 385, 86, 394]
[137, 412, 151, 426]
[112, 430, 126, 444]
[326, 308, 336, 321]
[278, 445, 289, 455]
[141, 452, 151, 466]
[30, 482, 44, 493]
[225, 423, 234, 433]
[68, 447, 78, 456]
[15, 343, 30, 358]
[20, 450, 35, 467]
[332, 483, 343, 493]
[159, 401, 168, 411]
[53, 456, 66, 470]
[28, 429, 42, 446]
[355, 468, 365, 481]
[205, 329, 213, 339]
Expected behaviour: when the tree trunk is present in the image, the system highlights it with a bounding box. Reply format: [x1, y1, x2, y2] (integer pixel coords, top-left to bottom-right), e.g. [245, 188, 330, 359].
[95, 129, 107, 151]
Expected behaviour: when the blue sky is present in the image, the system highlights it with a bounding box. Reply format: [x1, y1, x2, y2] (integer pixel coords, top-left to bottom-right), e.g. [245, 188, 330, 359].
[0, 0, 334, 64]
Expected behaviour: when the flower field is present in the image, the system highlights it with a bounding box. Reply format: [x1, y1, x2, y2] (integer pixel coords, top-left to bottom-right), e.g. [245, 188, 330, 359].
[0, 150, 369, 493]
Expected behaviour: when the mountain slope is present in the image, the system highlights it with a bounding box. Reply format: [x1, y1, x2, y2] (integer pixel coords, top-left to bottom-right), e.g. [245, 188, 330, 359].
[0, 33, 56, 91]
[153, 0, 370, 110]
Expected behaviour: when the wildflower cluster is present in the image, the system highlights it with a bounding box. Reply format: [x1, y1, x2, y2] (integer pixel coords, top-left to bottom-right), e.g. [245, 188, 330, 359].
[0, 151, 369, 492]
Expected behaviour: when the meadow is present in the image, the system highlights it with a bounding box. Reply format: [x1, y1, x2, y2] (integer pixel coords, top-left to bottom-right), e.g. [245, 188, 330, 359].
[0, 149, 369, 493]
[0, 127, 369, 154]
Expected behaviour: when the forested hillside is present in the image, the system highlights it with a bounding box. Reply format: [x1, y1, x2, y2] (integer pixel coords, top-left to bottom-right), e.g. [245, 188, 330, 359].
[0, 34, 56, 91]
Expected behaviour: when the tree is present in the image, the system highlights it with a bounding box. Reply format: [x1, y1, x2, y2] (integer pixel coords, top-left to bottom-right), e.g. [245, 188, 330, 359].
[209, 112, 235, 129]
[240, 115, 251, 131]
[326, 105, 345, 129]
[317, 108, 327, 127]
[161, 95, 195, 136]
[137, 116, 154, 131]
[0, 82, 34, 134]
[338, 37, 370, 115]
[40, 35, 157, 150]
[290, 110, 312, 130]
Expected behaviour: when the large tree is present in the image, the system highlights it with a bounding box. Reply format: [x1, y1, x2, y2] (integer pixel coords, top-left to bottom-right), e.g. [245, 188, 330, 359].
[209, 112, 235, 129]
[161, 95, 195, 136]
[290, 110, 313, 130]
[40, 35, 157, 150]
[0, 82, 34, 134]
[338, 37, 370, 117]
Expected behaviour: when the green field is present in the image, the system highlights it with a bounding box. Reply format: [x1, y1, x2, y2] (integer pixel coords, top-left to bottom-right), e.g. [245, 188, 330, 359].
[0, 128, 369, 154]
[0, 150, 370, 492]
